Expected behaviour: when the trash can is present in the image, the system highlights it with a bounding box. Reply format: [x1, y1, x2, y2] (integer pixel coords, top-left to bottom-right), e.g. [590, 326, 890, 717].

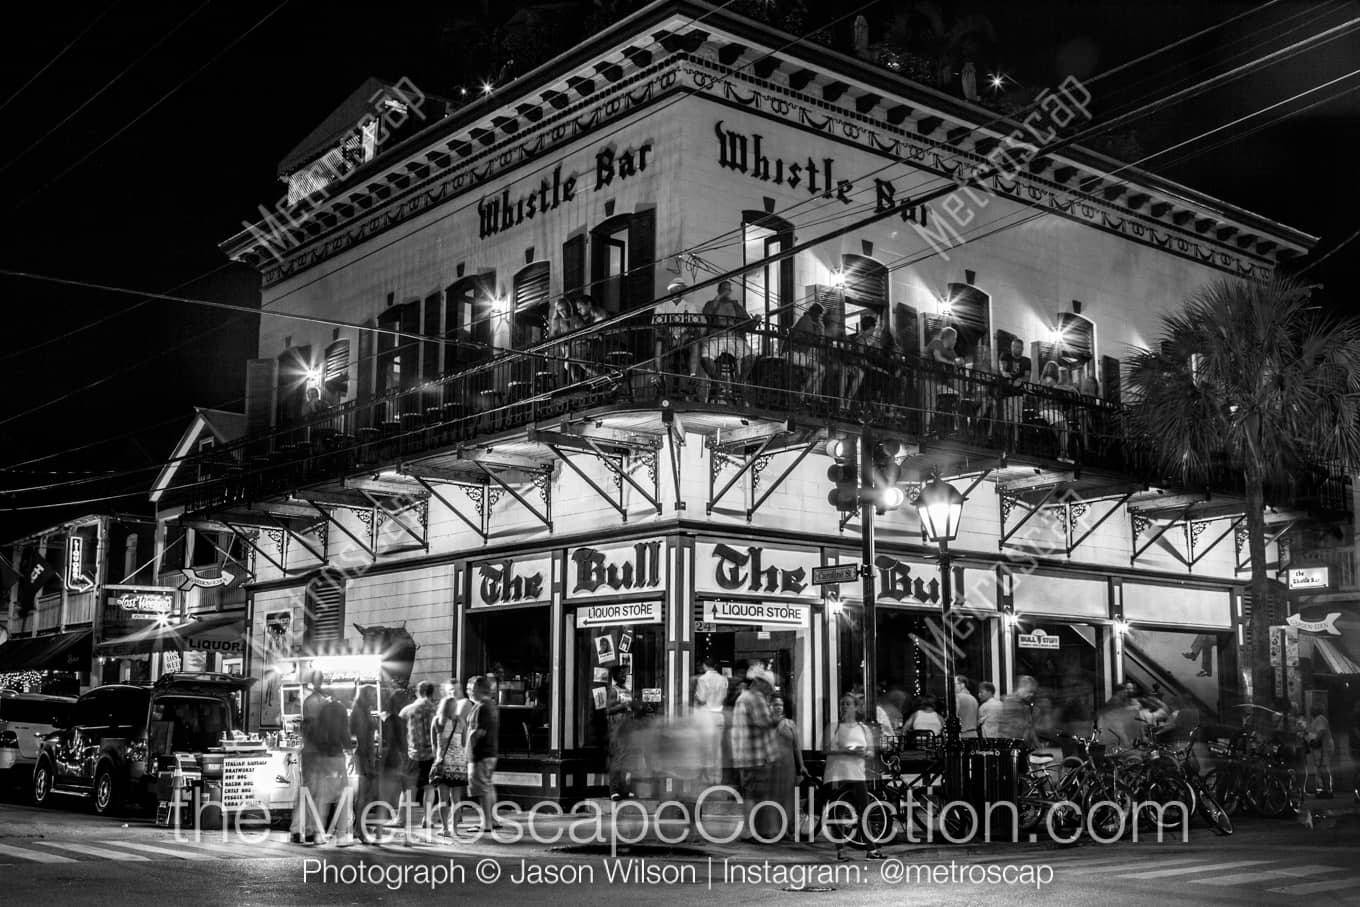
[962, 739, 1025, 839]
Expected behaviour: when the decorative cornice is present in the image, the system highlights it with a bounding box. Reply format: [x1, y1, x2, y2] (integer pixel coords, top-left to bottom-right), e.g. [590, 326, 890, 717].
[224, 8, 1313, 287]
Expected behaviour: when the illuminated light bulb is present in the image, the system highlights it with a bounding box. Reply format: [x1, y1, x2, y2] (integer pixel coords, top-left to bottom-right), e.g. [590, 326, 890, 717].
[482, 82, 494, 96]
[829, 269, 847, 289]
[989, 73, 1006, 90]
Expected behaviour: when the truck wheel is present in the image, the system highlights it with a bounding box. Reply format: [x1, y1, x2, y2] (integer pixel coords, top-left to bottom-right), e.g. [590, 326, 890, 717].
[32, 760, 56, 808]
[93, 766, 124, 817]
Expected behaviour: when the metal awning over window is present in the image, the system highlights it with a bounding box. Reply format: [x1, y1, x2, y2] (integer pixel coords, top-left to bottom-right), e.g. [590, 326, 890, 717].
[1311, 637, 1360, 675]
[0, 629, 93, 671]
[97, 615, 245, 658]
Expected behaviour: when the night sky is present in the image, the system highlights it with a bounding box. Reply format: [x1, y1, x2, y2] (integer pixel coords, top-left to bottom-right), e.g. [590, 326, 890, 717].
[2, 0, 1358, 540]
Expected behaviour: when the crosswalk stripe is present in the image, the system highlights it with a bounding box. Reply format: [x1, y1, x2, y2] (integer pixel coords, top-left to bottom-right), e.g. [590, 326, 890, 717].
[35, 842, 151, 861]
[1193, 871, 1303, 887]
[1268, 878, 1360, 896]
[99, 841, 217, 860]
[1269, 865, 1345, 878]
[1119, 859, 1260, 879]
[0, 843, 78, 864]
[1064, 857, 1206, 875]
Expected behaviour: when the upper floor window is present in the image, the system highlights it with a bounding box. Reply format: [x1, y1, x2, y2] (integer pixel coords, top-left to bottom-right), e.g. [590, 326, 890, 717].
[376, 300, 419, 395]
[303, 573, 345, 648]
[444, 273, 496, 372]
[743, 212, 794, 333]
[925, 283, 990, 366]
[512, 262, 551, 350]
[589, 210, 655, 316]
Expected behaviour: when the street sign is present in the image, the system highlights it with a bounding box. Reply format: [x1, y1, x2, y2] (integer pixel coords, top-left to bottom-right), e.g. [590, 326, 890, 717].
[811, 563, 860, 585]
[1285, 566, 1330, 590]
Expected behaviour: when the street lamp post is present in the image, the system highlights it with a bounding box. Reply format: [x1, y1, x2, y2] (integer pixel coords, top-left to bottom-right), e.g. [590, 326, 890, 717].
[914, 474, 967, 750]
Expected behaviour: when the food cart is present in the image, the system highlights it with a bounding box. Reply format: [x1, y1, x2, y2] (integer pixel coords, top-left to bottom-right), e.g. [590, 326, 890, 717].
[254, 653, 387, 821]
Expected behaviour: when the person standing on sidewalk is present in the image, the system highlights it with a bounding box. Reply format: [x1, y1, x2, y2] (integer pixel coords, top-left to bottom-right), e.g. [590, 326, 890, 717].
[824, 694, 885, 862]
[998, 675, 1039, 747]
[314, 691, 356, 847]
[730, 668, 779, 841]
[954, 676, 980, 739]
[467, 675, 501, 832]
[977, 682, 1002, 738]
[693, 656, 728, 787]
[429, 684, 472, 835]
[399, 681, 439, 833]
[1307, 708, 1336, 798]
[349, 686, 381, 844]
[606, 665, 635, 800]
[291, 671, 331, 845]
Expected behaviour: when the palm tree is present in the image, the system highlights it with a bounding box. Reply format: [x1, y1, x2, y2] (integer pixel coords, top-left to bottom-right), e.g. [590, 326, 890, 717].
[1124, 275, 1360, 706]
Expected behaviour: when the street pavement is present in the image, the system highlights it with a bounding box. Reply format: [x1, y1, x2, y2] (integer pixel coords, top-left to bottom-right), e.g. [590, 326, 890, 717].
[1, 788, 1358, 906]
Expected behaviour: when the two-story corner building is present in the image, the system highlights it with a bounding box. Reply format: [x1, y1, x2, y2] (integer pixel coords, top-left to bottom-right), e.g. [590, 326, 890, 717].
[166, 1, 1345, 802]
[1, 515, 166, 695]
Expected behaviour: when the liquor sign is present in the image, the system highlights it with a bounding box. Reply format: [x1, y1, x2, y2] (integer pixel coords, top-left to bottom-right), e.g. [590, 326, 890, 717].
[66, 536, 93, 592]
[1285, 566, 1330, 590]
[567, 540, 664, 600]
[107, 591, 174, 614]
[703, 600, 810, 629]
[470, 554, 551, 608]
[577, 601, 663, 628]
[1017, 629, 1061, 650]
[695, 542, 818, 600]
[1285, 612, 1342, 635]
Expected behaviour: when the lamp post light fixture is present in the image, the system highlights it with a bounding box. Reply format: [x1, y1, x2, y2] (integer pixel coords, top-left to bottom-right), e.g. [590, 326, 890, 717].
[914, 473, 966, 750]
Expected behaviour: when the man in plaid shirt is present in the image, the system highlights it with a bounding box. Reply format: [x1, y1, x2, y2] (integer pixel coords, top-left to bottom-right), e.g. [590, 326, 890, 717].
[731, 667, 779, 839]
[399, 681, 438, 831]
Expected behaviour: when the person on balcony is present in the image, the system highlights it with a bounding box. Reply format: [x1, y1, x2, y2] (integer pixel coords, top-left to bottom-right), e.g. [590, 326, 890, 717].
[841, 313, 894, 403]
[998, 338, 1032, 444]
[961, 338, 995, 442]
[1038, 361, 1080, 461]
[699, 280, 753, 403]
[573, 296, 609, 375]
[924, 326, 962, 436]
[549, 297, 585, 386]
[786, 301, 827, 404]
[652, 279, 703, 397]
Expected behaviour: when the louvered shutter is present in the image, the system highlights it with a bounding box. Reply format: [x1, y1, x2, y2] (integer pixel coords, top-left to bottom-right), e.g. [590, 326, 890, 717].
[323, 339, 350, 401]
[1101, 355, 1121, 405]
[275, 345, 312, 428]
[357, 318, 376, 430]
[1057, 312, 1095, 367]
[562, 234, 586, 299]
[304, 575, 345, 647]
[244, 358, 278, 454]
[627, 208, 656, 310]
[423, 293, 441, 382]
[840, 254, 888, 307]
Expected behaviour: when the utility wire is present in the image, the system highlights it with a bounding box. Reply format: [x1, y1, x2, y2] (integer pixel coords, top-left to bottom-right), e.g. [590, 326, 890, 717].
[0, 0, 122, 114]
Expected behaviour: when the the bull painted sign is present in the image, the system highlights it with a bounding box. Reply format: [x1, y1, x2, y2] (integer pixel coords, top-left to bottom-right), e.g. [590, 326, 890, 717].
[470, 554, 551, 608]
[694, 543, 818, 600]
[568, 540, 664, 600]
[833, 554, 995, 609]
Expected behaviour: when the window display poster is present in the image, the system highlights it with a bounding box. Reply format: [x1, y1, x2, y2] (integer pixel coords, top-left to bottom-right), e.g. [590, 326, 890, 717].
[642, 688, 662, 703]
[619, 629, 633, 655]
[595, 634, 617, 665]
[593, 667, 610, 683]
[592, 686, 608, 710]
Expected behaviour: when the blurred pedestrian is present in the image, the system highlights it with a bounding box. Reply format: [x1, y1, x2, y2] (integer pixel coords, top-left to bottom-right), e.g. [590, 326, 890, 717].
[977, 681, 1002, 738]
[762, 694, 806, 840]
[904, 695, 944, 737]
[692, 655, 728, 786]
[955, 676, 980, 739]
[731, 667, 779, 840]
[429, 683, 472, 835]
[824, 694, 884, 861]
[467, 675, 500, 831]
[291, 671, 331, 845]
[399, 681, 439, 833]
[349, 686, 381, 844]
[606, 665, 635, 800]
[998, 675, 1039, 747]
[1307, 707, 1335, 798]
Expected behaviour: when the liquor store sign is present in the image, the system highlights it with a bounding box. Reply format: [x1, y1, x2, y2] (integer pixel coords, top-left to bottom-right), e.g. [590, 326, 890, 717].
[577, 601, 663, 628]
[703, 600, 809, 629]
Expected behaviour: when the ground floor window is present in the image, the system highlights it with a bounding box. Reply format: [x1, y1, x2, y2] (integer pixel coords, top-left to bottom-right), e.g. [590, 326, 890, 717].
[1014, 620, 1106, 737]
[574, 618, 664, 749]
[837, 606, 992, 727]
[1122, 625, 1234, 725]
[464, 607, 552, 756]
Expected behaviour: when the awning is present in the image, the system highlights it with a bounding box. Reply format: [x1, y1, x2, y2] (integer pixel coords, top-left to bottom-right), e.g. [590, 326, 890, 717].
[0, 629, 93, 671]
[98, 614, 245, 658]
[1312, 638, 1360, 675]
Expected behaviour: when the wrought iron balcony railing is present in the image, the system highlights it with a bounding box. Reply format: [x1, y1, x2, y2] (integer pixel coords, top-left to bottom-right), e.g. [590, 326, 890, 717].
[176, 321, 1349, 516]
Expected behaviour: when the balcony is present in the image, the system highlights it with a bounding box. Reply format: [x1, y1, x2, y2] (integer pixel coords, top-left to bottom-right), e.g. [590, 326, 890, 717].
[174, 321, 1349, 517]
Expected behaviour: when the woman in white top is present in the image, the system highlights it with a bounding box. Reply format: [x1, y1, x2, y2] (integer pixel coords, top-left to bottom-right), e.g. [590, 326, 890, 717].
[823, 695, 885, 862]
[904, 695, 945, 738]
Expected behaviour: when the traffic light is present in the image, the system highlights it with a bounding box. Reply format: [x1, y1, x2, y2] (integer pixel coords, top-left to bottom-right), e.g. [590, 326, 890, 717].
[826, 439, 859, 511]
[869, 438, 906, 514]
[827, 437, 909, 514]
